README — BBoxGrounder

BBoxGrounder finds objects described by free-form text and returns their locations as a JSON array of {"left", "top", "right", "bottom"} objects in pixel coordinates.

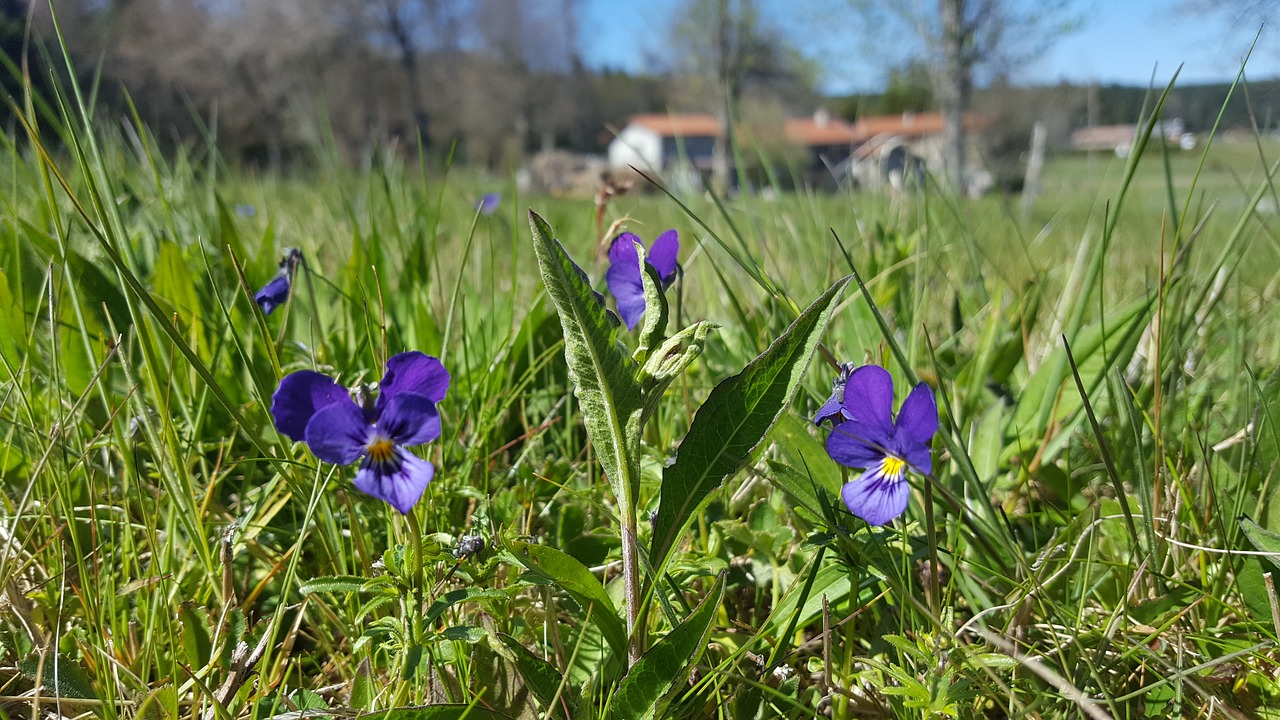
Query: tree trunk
[
  {"left": 938, "top": 0, "right": 968, "bottom": 194},
  {"left": 388, "top": 5, "right": 429, "bottom": 146},
  {"left": 399, "top": 52, "right": 430, "bottom": 146},
  {"left": 1020, "top": 121, "right": 1046, "bottom": 219},
  {"left": 712, "top": 0, "right": 733, "bottom": 192}
]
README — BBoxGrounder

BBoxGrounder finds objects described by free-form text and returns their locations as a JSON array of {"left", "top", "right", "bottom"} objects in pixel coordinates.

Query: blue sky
[{"left": 579, "top": 0, "right": 1277, "bottom": 93}]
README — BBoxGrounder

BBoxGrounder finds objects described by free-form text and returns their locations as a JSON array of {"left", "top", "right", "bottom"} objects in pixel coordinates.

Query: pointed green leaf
[
  {"left": 1240, "top": 516, "right": 1280, "bottom": 572},
  {"left": 350, "top": 658, "right": 375, "bottom": 712},
  {"left": 764, "top": 460, "right": 835, "bottom": 519},
  {"left": 636, "top": 248, "right": 669, "bottom": 358},
  {"left": 423, "top": 588, "right": 508, "bottom": 625},
  {"left": 1254, "top": 370, "right": 1280, "bottom": 533},
  {"left": 299, "top": 576, "right": 376, "bottom": 596},
  {"left": 510, "top": 540, "right": 628, "bottom": 660},
  {"left": 18, "top": 654, "right": 98, "bottom": 700},
  {"left": 153, "top": 243, "right": 201, "bottom": 322},
  {"left": 0, "top": 270, "right": 26, "bottom": 366},
  {"left": 137, "top": 684, "right": 178, "bottom": 720},
  {"left": 768, "top": 414, "right": 843, "bottom": 517},
  {"left": 611, "top": 573, "right": 725, "bottom": 720},
  {"left": 499, "top": 635, "right": 576, "bottom": 718},
  {"left": 650, "top": 277, "right": 850, "bottom": 574},
  {"left": 529, "top": 211, "right": 643, "bottom": 506}
]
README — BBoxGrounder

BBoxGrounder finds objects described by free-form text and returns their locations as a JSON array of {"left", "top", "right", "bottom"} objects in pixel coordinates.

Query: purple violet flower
[
  {"left": 814, "top": 362, "right": 857, "bottom": 425},
  {"left": 475, "top": 193, "right": 501, "bottom": 216},
  {"left": 271, "top": 351, "right": 450, "bottom": 514},
  {"left": 606, "top": 230, "right": 680, "bottom": 330},
  {"left": 824, "top": 365, "right": 937, "bottom": 526},
  {"left": 254, "top": 249, "right": 303, "bottom": 315}
]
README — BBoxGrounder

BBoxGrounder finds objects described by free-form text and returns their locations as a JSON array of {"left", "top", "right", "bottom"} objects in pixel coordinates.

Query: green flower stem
[
  {"left": 622, "top": 497, "right": 641, "bottom": 666},
  {"left": 406, "top": 507, "right": 426, "bottom": 636}
]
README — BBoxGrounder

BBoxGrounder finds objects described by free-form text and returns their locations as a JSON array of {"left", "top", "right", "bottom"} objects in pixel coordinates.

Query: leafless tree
[
  {"left": 812, "top": 0, "right": 1077, "bottom": 194},
  {"left": 668, "top": 0, "right": 817, "bottom": 187},
  {"left": 356, "top": 0, "right": 471, "bottom": 145}
]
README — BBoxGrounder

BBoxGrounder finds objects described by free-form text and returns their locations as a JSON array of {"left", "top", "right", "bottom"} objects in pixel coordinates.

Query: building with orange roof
[
  {"left": 840, "top": 112, "right": 991, "bottom": 195},
  {"left": 783, "top": 109, "right": 858, "bottom": 186},
  {"left": 607, "top": 113, "right": 722, "bottom": 180}
]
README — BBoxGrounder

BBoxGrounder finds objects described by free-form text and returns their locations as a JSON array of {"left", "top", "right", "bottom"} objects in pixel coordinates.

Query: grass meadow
[{"left": 5, "top": 49, "right": 1280, "bottom": 720}]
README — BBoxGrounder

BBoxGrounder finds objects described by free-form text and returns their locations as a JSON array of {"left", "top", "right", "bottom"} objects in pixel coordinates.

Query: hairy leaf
[
  {"left": 299, "top": 576, "right": 381, "bottom": 596},
  {"left": 529, "top": 211, "right": 643, "bottom": 506},
  {"left": 636, "top": 248, "right": 669, "bottom": 358},
  {"left": 639, "top": 320, "right": 717, "bottom": 423}
]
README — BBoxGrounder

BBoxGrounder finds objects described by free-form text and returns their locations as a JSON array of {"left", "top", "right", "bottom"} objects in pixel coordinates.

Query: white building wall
[{"left": 608, "top": 125, "right": 663, "bottom": 171}]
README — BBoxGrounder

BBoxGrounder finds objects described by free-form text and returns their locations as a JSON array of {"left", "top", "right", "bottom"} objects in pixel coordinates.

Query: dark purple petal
[
  {"left": 813, "top": 394, "right": 848, "bottom": 425},
  {"left": 840, "top": 365, "right": 895, "bottom": 439},
  {"left": 476, "top": 193, "right": 501, "bottom": 216},
  {"left": 254, "top": 273, "right": 292, "bottom": 315},
  {"left": 354, "top": 450, "right": 435, "bottom": 514},
  {"left": 825, "top": 420, "right": 891, "bottom": 469},
  {"left": 648, "top": 229, "right": 680, "bottom": 286},
  {"left": 272, "top": 371, "right": 355, "bottom": 442},
  {"left": 377, "top": 352, "right": 450, "bottom": 412},
  {"left": 814, "top": 363, "right": 856, "bottom": 425},
  {"left": 896, "top": 382, "right": 938, "bottom": 445},
  {"left": 841, "top": 470, "right": 910, "bottom": 526},
  {"left": 377, "top": 391, "right": 441, "bottom": 447},
  {"left": 902, "top": 442, "right": 932, "bottom": 477},
  {"left": 606, "top": 233, "right": 646, "bottom": 330},
  {"left": 303, "top": 401, "right": 370, "bottom": 465}
]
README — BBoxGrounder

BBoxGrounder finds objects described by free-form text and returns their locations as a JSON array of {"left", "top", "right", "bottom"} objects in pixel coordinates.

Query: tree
[
  {"left": 877, "top": 61, "right": 934, "bottom": 115},
  {"left": 668, "top": 0, "right": 817, "bottom": 188},
  {"left": 350, "top": 0, "right": 470, "bottom": 147},
  {"left": 815, "top": 0, "right": 1077, "bottom": 194}
]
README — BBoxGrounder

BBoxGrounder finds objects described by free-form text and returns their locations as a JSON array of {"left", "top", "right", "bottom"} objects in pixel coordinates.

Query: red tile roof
[
  {"left": 627, "top": 113, "right": 722, "bottom": 137},
  {"left": 784, "top": 116, "right": 857, "bottom": 146},
  {"left": 848, "top": 113, "right": 985, "bottom": 142},
  {"left": 1070, "top": 125, "right": 1135, "bottom": 150}
]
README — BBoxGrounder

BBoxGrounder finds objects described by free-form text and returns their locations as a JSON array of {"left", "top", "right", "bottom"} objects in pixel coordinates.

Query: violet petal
[
  {"left": 272, "top": 371, "right": 355, "bottom": 443},
  {"left": 254, "top": 273, "right": 291, "bottom": 315},
  {"left": 377, "top": 351, "right": 451, "bottom": 411},
  {"left": 825, "top": 419, "right": 892, "bottom": 470},
  {"left": 647, "top": 229, "right": 680, "bottom": 285},
  {"left": 903, "top": 441, "right": 933, "bottom": 477},
  {"left": 476, "top": 193, "right": 501, "bottom": 215},
  {"left": 841, "top": 469, "right": 910, "bottom": 526},
  {"left": 606, "top": 233, "right": 646, "bottom": 330},
  {"left": 354, "top": 450, "right": 435, "bottom": 514},
  {"left": 813, "top": 394, "right": 847, "bottom": 425},
  {"left": 839, "top": 365, "right": 896, "bottom": 438},
  {"left": 303, "top": 401, "right": 370, "bottom": 465},
  {"left": 896, "top": 382, "right": 938, "bottom": 445},
  {"left": 377, "top": 391, "right": 441, "bottom": 447}
]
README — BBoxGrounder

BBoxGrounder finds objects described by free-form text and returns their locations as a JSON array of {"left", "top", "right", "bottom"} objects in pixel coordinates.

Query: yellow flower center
[
  {"left": 882, "top": 455, "right": 906, "bottom": 480},
  {"left": 366, "top": 436, "right": 396, "bottom": 464}
]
